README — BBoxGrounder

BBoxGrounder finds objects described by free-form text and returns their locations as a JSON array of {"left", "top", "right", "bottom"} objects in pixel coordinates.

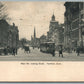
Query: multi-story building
[
  {"left": 0, "top": 19, "right": 19, "bottom": 48},
  {"left": 40, "top": 35, "right": 47, "bottom": 43},
  {"left": 0, "top": 19, "right": 9, "bottom": 47},
  {"left": 48, "top": 14, "right": 59, "bottom": 42},
  {"left": 64, "top": 2, "right": 84, "bottom": 51},
  {"left": 57, "top": 24, "right": 64, "bottom": 46},
  {"left": 8, "top": 23, "right": 19, "bottom": 48},
  {"left": 47, "top": 14, "right": 64, "bottom": 49}
]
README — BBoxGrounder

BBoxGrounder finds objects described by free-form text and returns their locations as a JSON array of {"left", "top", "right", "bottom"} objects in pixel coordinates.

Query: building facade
[
  {"left": 64, "top": 2, "right": 84, "bottom": 51},
  {"left": 47, "top": 14, "right": 59, "bottom": 42},
  {"left": 8, "top": 23, "right": 19, "bottom": 48},
  {"left": 0, "top": 19, "right": 19, "bottom": 48},
  {"left": 47, "top": 14, "right": 64, "bottom": 49},
  {"left": 40, "top": 35, "right": 47, "bottom": 43},
  {"left": 0, "top": 19, "right": 9, "bottom": 47}
]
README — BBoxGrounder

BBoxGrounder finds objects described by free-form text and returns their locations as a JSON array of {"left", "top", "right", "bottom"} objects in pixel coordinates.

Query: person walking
[
  {"left": 29, "top": 47, "right": 30, "bottom": 53},
  {"left": 74, "top": 48, "right": 76, "bottom": 52},
  {"left": 15, "top": 48, "right": 18, "bottom": 55},
  {"left": 13, "top": 48, "right": 16, "bottom": 56},
  {"left": 4, "top": 47, "right": 7, "bottom": 55},
  {"left": 76, "top": 47, "right": 80, "bottom": 56},
  {"left": 52, "top": 49, "right": 55, "bottom": 57},
  {"left": 59, "top": 48, "right": 63, "bottom": 58}
]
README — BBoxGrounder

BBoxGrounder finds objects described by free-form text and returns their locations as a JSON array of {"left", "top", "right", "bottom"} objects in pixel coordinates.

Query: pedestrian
[
  {"left": 38, "top": 46, "right": 39, "bottom": 49},
  {"left": 13, "top": 48, "right": 16, "bottom": 56},
  {"left": 76, "top": 47, "right": 80, "bottom": 56},
  {"left": 52, "top": 49, "right": 55, "bottom": 57},
  {"left": 33, "top": 46, "right": 34, "bottom": 49},
  {"left": 59, "top": 48, "right": 63, "bottom": 58},
  {"left": 4, "top": 48, "right": 7, "bottom": 55},
  {"left": 15, "top": 48, "right": 18, "bottom": 55},
  {"left": 29, "top": 47, "right": 30, "bottom": 53},
  {"left": 74, "top": 49, "right": 75, "bottom": 52},
  {"left": 7, "top": 46, "right": 10, "bottom": 55}
]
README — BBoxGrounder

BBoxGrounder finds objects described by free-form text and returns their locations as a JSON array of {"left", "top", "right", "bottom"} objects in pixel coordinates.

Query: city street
[{"left": 0, "top": 47, "right": 84, "bottom": 61}]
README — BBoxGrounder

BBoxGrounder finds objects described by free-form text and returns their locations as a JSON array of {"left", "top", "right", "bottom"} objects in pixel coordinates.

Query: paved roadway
[{"left": 0, "top": 47, "right": 84, "bottom": 61}]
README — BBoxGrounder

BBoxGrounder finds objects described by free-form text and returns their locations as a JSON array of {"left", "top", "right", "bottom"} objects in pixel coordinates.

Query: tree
[
  {"left": 0, "top": 2, "right": 9, "bottom": 20},
  {"left": 20, "top": 38, "right": 28, "bottom": 47}
]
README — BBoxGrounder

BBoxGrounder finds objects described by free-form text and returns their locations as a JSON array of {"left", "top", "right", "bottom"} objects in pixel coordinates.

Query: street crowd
[
  {"left": 0, "top": 46, "right": 18, "bottom": 56},
  {"left": 57, "top": 46, "right": 81, "bottom": 58},
  {"left": 0, "top": 45, "right": 82, "bottom": 58}
]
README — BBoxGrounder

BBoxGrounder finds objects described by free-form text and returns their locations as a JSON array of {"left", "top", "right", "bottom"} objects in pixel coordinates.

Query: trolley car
[{"left": 40, "top": 42, "right": 55, "bottom": 56}]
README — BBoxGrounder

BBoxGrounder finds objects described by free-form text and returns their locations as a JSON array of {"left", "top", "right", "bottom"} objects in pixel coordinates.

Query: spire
[
  {"left": 51, "top": 12, "right": 55, "bottom": 21},
  {"left": 53, "top": 11, "right": 54, "bottom": 15},
  {"left": 34, "top": 26, "right": 36, "bottom": 39}
]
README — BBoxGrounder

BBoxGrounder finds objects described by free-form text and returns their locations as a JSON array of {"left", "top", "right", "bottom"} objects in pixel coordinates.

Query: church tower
[
  {"left": 51, "top": 13, "right": 55, "bottom": 21},
  {"left": 49, "top": 13, "right": 57, "bottom": 31},
  {"left": 48, "top": 13, "right": 59, "bottom": 42}
]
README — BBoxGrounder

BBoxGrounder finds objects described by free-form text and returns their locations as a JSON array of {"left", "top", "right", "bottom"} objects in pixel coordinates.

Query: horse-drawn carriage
[{"left": 23, "top": 44, "right": 30, "bottom": 53}]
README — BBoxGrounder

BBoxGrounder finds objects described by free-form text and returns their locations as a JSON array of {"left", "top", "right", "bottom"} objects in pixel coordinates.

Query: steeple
[
  {"left": 51, "top": 12, "right": 55, "bottom": 21},
  {"left": 34, "top": 26, "right": 36, "bottom": 39}
]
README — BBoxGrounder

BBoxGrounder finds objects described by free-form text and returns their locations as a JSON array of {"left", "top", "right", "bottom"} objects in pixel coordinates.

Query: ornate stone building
[
  {"left": 47, "top": 14, "right": 64, "bottom": 49},
  {"left": 64, "top": 2, "right": 84, "bottom": 51},
  {"left": 48, "top": 14, "right": 59, "bottom": 42}
]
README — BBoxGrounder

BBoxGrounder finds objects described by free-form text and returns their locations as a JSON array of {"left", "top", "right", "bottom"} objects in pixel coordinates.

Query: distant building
[
  {"left": 64, "top": 2, "right": 84, "bottom": 51},
  {"left": 31, "top": 27, "right": 36, "bottom": 47},
  {"left": 31, "top": 27, "right": 40, "bottom": 47},
  {"left": 40, "top": 35, "right": 47, "bottom": 43}
]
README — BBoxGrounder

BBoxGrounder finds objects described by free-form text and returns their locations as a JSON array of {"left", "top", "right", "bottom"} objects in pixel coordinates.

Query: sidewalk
[{"left": 55, "top": 51, "right": 84, "bottom": 57}]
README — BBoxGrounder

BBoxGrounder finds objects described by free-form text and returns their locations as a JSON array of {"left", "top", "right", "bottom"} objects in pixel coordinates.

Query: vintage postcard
[{"left": 0, "top": 1, "right": 84, "bottom": 82}]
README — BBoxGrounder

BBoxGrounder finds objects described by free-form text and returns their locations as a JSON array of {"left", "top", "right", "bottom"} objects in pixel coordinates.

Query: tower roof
[
  {"left": 51, "top": 13, "right": 55, "bottom": 21},
  {"left": 52, "top": 14, "right": 55, "bottom": 19}
]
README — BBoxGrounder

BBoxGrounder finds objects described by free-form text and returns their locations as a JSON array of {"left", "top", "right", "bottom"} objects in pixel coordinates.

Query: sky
[{"left": 3, "top": 1, "right": 65, "bottom": 40}]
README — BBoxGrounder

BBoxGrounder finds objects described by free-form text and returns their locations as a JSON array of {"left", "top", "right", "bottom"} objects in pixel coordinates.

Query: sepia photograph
[
  {"left": 0, "top": 1, "right": 84, "bottom": 82},
  {"left": 0, "top": 1, "right": 84, "bottom": 61}
]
